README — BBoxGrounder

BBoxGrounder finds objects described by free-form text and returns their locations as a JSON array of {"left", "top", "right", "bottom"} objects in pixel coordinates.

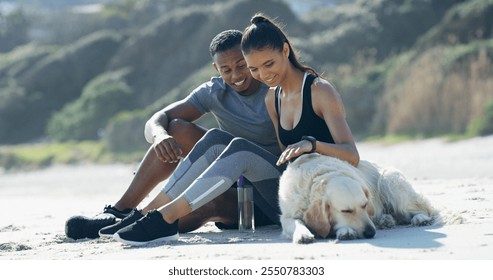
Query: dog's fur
[{"left": 278, "top": 153, "right": 438, "bottom": 244}]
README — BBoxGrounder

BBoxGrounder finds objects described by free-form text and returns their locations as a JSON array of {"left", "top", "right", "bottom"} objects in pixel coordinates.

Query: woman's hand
[
  {"left": 153, "top": 134, "right": 182, "bottom": 163},
  {"left": 276, "top": 140, "right": 313, "bottom": 166}
]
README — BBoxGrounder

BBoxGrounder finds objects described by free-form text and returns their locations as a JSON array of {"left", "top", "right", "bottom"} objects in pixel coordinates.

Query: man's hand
[
  {"left": 276, "top": 140, "right": 312, "bottom": 166},
  {"left": 153, "top": 134, "right": 183, "bottom": 163}
]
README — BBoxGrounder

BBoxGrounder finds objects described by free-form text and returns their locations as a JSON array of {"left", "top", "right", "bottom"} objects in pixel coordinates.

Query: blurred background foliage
[{"left": 1, "top": 0, "right": 492, "bottom": 170}]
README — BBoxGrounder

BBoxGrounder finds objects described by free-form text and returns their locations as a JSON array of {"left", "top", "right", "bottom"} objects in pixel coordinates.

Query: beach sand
[{"left": 1, "top": 137, "right": 492, "bottom": 264}]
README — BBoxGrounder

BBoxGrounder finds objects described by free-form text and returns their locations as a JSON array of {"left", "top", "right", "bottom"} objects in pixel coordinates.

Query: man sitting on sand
[{"left": 65, "top": 29, "right": 281, "bottom": 239}]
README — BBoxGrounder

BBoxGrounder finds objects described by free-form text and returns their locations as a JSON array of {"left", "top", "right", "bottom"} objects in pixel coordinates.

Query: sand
[{"left": 0, "top": 136, "right": 492, "bottom": 277}]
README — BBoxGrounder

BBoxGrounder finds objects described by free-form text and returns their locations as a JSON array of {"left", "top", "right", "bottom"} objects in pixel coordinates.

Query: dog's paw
[
  {"left": 374, "top": 214, "right": 396, "bottom": 229},
  {"left": 411, "top": 213, "right": 432, "bottom": 226},
  {"left": 292, "top": 227, "right": 315, "bottom": 244},
  {"left": 336, "top": 227, "right": 357, "bottom": 240}
]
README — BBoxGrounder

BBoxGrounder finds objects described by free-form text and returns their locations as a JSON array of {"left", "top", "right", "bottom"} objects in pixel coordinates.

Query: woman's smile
[{"left": 265, "top": 76, "right": 274, "bottom": 83}]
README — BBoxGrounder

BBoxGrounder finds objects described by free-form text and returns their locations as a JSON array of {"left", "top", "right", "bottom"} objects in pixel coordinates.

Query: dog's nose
[{"left": 363, "top": 225, "right": 376, "bottom": 238}]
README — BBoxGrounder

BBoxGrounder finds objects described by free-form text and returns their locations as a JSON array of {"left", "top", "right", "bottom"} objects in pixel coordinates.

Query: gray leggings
[{"left": 162, "top": 128, "right": 285, "bottom": 224}]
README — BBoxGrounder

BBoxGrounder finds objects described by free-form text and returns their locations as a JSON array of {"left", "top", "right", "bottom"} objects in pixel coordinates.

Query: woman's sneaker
[
  {"left": 99, "top": 209, "right": 144, "bottom": 238},
  {"left": 113, "top": 210, "right": 179, "bottom": 246}
]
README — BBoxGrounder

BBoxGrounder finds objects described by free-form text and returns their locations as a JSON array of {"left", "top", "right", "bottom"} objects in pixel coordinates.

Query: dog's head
[{"left": 303, "top": 174, "right": 376, "bottom": 240}]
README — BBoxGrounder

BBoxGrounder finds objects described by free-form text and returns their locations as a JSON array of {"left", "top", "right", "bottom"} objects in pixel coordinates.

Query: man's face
[{"left": 213, "top": 45, "right": 260, "bottom": 96}]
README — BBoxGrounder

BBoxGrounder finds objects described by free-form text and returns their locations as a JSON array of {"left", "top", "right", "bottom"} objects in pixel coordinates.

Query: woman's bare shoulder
[{"left": 312, "top": 77, "right": 341, "bottom": 101}]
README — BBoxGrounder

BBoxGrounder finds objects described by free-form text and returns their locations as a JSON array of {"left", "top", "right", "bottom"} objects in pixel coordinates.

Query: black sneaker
[
  {"left": 65, "top": 213, "right": 116, "bottom": 240},
  {"left": 99, "top": 209, "right": 144, "bottom": 238},
  {"left": 103, "top": 205, "right": 133, "bottom": 219},
  {"left": 215, "top": 222, "right": 238, "bottom": 230},
  {"left": 113, "top": 210, "right": 179, "bottom": 246}
]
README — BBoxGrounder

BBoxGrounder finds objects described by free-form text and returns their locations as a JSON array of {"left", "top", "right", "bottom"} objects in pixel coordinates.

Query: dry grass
[{"left": 379, "top": 44, "right": 493, "bottom": 136}]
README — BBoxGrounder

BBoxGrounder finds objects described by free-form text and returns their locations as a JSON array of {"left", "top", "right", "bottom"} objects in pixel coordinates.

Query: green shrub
[
  {"left": 0, "top": 83, "right": 29, "bottom": 143},
  {"left": 47, "top": 69, "right": 135, "bottom": 141},
  {"left": 104, "top": 110, "right": 151, "bottom": 152},
  {"left": 468, "top": 99, "right": 493, "bottom": 136}
]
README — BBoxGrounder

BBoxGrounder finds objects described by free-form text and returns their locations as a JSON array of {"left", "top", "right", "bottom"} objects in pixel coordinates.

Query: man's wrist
[{"left": 153, "top": 131, "right": 168, "bottom": 143}]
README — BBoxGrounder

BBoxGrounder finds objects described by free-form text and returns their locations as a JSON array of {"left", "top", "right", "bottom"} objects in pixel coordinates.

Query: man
[{"left": 66, "top": 30, "right": 280, "bottom": 239}]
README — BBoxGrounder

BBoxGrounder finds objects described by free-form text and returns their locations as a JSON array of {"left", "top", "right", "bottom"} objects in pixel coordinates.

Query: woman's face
[
  {"left": 243, "top": 43, "right": 289, "bottom": 87},
  {"left": 213, "top": 45, "right": 260, "bottom": 96}
]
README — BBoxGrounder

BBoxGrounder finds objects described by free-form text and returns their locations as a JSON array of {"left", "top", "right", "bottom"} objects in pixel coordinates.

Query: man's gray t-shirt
[{"left": 185, "top": 77, "right": 280, "bottom": 155}]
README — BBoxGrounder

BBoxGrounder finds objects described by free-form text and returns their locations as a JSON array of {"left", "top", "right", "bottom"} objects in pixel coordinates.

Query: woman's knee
[
  {"left": 228, "top": 137, "right": 254, "bottom": 150},
  {"left": 201, "top": 128, "right": 234, "bottom": 143},
  {"left": 216, "top": 137, "right": 257, "bottom": 159}
]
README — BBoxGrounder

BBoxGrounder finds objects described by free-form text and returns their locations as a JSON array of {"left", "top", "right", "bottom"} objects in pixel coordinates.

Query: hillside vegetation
[{"left": 1, "top": 0, "right": 492, "bottom": 169}]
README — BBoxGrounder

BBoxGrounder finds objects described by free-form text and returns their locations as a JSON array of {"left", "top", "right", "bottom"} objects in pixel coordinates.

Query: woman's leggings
[{"left": 162, "top": 128, "right": 285, "bottom": 224}]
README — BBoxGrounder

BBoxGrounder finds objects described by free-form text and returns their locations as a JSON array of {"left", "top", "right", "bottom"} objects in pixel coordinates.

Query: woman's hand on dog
[{"left": 277, "top": 140, "right": 313, "bottom": 166}]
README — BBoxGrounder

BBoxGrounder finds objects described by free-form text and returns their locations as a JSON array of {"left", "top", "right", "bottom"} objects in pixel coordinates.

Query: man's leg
[
  {"left": 113, "top": 138, "right": 282, "bottom": 245},
  {"left": 147, "top": 136, "right": 279, "bottom": 231},
  {"left": 69, "top": 124, "right": 204, "bottom": 241},
  {"left": 177, "top": 187, "right": 238, "bottom": 233},
  {"left": 139, "top": 129, "right": 239, "bottom": 232},
  {"left": 112, "top": 119, "right": 206, "bottom": 211},
  {"left": 69, "top": 122, "right": 231, "bottom": 240}
]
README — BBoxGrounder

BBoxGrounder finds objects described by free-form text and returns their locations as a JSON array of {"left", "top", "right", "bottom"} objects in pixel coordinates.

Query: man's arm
[
  {"left": 144, "top": 100, "right": 202, "bottom": 143},
  {"left": 144, "top": 99, "right": 203, "bottom": 163}
]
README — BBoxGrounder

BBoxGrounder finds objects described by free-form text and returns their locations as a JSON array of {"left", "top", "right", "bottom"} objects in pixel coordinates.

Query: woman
[
  {"left": 241, "top": 13, "right": 359, "bottom": 167},
  {"left": 113, "top": 14, "right": 359, "bottom": 246}
]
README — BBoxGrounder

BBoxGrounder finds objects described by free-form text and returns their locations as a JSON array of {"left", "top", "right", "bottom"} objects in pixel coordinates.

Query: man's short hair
[{"left": 209, "top": 30, "right": 243, "bottom": 57}]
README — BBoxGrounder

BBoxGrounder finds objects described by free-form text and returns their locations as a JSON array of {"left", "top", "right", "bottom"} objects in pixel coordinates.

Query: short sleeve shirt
[{"left": 185, "top": 77, "right": 280, "bottom": 155}]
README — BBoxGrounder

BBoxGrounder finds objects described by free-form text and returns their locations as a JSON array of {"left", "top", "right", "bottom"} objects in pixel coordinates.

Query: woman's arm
[
  {"left": 313, "top": 78, "right": 359, "bottom": 166},
  {"left": 276, "top": 78, "right": 359, "bottom": 166}
]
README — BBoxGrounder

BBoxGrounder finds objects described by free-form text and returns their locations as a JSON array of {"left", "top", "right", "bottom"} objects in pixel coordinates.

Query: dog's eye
[
  {"left": 362, "top": 203, "right": 367, "bottom": 209},
  {"left": 341, "top": 209, "right": 353, "bottom": 214}
]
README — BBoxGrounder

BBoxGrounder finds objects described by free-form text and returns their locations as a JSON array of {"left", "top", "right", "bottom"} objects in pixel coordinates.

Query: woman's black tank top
[{"left": 274, "top": 73, "right": 335, "bottom": 147}]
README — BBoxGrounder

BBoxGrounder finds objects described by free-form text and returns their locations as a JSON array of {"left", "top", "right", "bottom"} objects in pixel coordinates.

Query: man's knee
[
  {"left": 168, "top": 119, "right": 206, "bottom": 140},
  {"left": 168, "top": 119, "right": 206, "bottom": 154},
  {"left": 168, "top": 119, "right": 196, "bottom": 136}
]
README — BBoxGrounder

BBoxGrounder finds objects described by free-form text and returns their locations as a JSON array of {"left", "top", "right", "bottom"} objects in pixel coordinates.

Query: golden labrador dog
[{"left": 278, "top": 153, "right": 438, "bottom": 244}]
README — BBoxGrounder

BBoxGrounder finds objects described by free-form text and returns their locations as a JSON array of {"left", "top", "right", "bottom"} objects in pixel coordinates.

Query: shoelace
[
  {"left": 104, "top": 205, "right": 132, "bottom": 214},
  {"left": 131, "top": 212, "right": 159, "bottom": 235},
  {"left": 134, "top": 212, "right": 154, "bottom": 226},
  {"left": 121, "top": 209, "right": 140, "bottom": 222}
]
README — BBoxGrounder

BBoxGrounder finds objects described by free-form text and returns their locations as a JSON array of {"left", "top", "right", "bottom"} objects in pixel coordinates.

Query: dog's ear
[
  {"left": 304, "top": 198, "right": 331, "bottom": 238},
  {"left": 363, "top": 187, "right": 375, "bottom": 216}
]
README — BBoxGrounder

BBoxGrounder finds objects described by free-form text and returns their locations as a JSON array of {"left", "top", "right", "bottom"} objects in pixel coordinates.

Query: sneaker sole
[
  {"left": 113, "top": 232, "right": 179, "bottom": 246},
  {"left": 99, "top": 232, "right": 114, "bottom": 238}
]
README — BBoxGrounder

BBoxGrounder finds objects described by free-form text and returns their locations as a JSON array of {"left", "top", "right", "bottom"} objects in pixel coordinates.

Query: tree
[{"left": 0, "top": 7, "right": 30, "bottom": 53}]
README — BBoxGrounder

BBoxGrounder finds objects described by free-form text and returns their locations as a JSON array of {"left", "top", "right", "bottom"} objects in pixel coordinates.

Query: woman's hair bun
[{"left": 251, "top": 14, "right": 268, "bottom": 25}]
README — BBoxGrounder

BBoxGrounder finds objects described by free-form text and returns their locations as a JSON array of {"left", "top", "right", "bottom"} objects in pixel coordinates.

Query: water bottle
[{"left": 237, "top": 175, "right": 255, "bottom": 232}]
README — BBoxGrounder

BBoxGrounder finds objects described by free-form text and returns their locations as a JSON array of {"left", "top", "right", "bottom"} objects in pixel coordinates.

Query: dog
[{"left": 278, "top": 153, "right": 438, "bottom": 244}]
